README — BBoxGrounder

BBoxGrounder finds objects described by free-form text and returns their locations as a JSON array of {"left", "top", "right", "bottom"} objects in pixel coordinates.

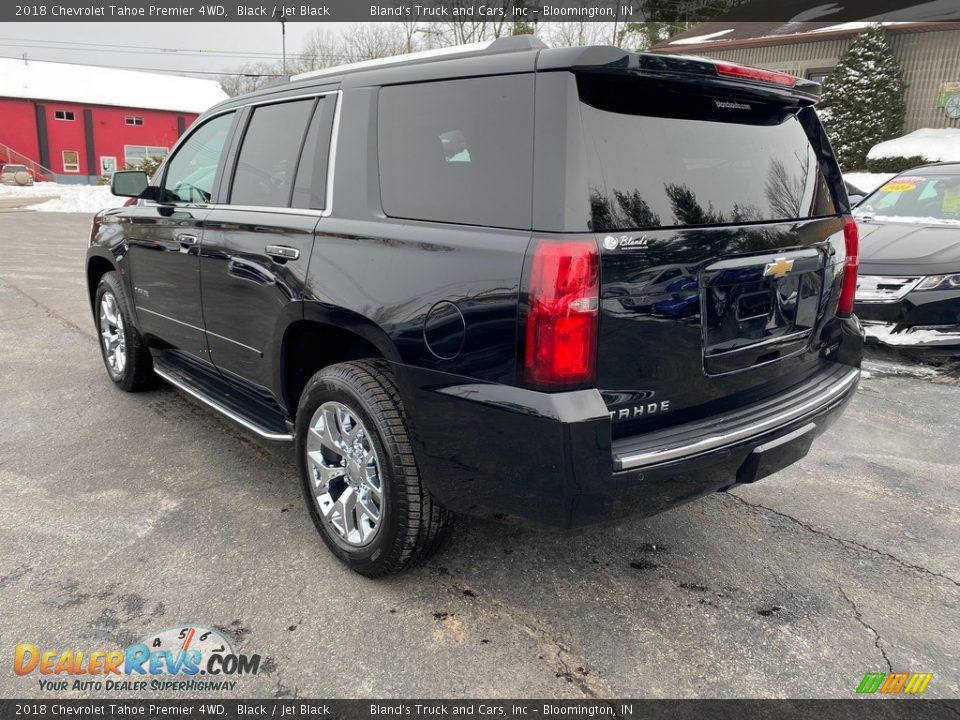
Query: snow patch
[
  {"left": 0, "top": 182, "right": 125, "bottom": 214},
  {"left": 864, "top": 323, "right": 960, "bottom": 347},
  {"left": 669, "top": 29, "right": 734, "bottom": 45},
  {"left": 0, "top": 58, "right": 227, "bottom": 114},
  {"left": 805, "top": 21, "right": 913, "bottom": 33},
  {"left": 862, "top": 357, "right": 943, "bottom": 379},
  {"left": 867, "top": 129, "right": 960, "bottom": 163},
  {"left": 844, "top": 172, "right": 896, "bottom": 194}
]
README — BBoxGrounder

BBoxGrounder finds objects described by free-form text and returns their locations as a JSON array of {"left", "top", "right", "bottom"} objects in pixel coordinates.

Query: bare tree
[
  {"left": 341, "top": 24, "right": 410, "bottom": 60},
  {"left": 540, "top": 22, "right": 616, "bottom": 47},
  {"left": 217, "top": 61, "right": 284, "bottom": 96}
]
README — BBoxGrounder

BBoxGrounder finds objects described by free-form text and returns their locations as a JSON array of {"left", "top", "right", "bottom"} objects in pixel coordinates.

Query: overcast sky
[{"left": 2, "top": 23, "right": 348, "bottom": 77}]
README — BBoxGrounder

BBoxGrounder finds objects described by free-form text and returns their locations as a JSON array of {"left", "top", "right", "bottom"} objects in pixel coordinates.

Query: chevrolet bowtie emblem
[{"left": 763, "top": 257, "right": 795, "bottom": 279}]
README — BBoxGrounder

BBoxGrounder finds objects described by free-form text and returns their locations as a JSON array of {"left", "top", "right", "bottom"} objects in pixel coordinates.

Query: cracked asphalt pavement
[{"left": 0, "top": 212, "right": 958, "bottom": 699}]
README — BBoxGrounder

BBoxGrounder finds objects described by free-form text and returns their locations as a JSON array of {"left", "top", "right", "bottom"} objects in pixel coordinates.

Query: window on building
[
  {"left": 806, "top": 68, "right": 832, "bottom": 85},
  {"left": 230, "top": 99, "right": 316, "bottom": 208},
  {"left": 125, "top": 116, "right": 144, "bottom": 126},
  {"left": 160, "top": 111, "right": 235, "bottom": 204},
  {"left": 124, "top": 145, "right": 170, "bottom": 167},
  {"left": 62, "top": 151, "right": 80, "bottom": 173},
  {"left": 378, "top": 75, "right": 535, "bottom": 229},
  {"left": 54, "top": 110, "right": 75, "bottom": 121}
]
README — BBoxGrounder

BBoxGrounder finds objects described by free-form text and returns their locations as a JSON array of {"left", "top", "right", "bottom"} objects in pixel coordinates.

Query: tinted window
[
  {"left": 231, "top": 99, "right": 315, "bottom": 208},
  {"left": 378, "top": 75, "right": 535, "bottom": 229},
  {"left": 162, "top": 112, "right": 234, "bottom": 204},
  {"left": 579, "top": 75, "right": 837, "bottom": 231},
  {"left": 291, "top": 96, "right": 335, "bottom": 210}
]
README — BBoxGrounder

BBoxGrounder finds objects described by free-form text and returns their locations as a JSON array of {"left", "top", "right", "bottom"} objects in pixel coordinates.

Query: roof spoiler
[{"left": 538, "top": 46, "right": 821, "bottom": 101}]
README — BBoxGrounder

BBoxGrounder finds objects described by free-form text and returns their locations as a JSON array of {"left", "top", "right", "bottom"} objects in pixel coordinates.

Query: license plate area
[{"left": 701, "top": 249, "right": 824, "bottom": 376}]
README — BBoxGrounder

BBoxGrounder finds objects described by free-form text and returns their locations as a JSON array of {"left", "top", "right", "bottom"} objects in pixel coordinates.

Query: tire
[
  {"left": 296, "top": 359, "right": 453, "bottom": 576},
  {"left": 94, "top": 272, "right": 155, "bottom": 392}
]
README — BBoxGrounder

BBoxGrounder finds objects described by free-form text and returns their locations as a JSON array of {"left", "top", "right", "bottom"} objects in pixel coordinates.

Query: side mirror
[
  {"left": 848, "top": 193, "right": 865, "bottom": 208},
  {"left": 111, "top": 170, "right": 150, "bottom": 198}
]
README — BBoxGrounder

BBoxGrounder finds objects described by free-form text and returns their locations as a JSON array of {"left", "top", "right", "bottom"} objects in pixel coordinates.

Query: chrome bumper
[{"left": 612, "top": 365, "right": 860, "bottom": 471}]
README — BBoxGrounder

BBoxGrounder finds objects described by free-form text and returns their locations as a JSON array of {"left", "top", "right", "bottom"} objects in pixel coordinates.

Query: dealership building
[
  {"left": 653, "top": 21, "right": 960, "bottom": 134},
  {"left": 0, "top": 57, "right": 228, "bottom": 183}
]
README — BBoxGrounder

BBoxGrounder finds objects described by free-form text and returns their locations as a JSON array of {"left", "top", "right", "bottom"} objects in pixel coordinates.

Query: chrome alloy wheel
[
  {"left": 305, "top": 401, "right": 383, "bottom": 547},
  {"left": 99, "top": 292, "right": 127, "bottom": 375}
]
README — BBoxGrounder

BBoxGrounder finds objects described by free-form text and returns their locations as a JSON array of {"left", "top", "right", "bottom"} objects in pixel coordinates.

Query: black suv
[{"left": 88, "top": 37, "right": 863, "bottom": 576}]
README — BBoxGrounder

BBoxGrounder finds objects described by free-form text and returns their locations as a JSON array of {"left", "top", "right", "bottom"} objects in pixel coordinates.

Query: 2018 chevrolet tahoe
[{"left": 87, "top": 37, "right": 864, "bottom": 576}]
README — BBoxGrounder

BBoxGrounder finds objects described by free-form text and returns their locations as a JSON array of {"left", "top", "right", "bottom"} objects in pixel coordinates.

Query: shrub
[{"left": 863, "top": 155, "right": 930, "bottom": 173}]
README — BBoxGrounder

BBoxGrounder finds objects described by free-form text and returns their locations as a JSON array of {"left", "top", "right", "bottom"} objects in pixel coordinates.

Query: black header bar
[
  {"left": 1, "top": 699, "right": 959, "bottom": 720},
  {"left": 4, "top": 0, "right": 960, "bottom": 23}
]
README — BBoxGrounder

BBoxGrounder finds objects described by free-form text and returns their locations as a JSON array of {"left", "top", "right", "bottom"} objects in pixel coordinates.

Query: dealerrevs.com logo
[{"left": 14, "top": 625, "right": 261, "bottom": 693}]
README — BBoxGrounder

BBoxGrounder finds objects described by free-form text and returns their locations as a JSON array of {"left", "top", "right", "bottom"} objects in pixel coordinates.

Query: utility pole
[{"left": 274, "top": 8, "right": 287, "bottom": 75}]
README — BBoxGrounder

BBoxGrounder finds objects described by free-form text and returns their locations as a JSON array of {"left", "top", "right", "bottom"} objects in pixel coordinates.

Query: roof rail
[{"left": 290, "top": 35, "right": 547, "bottom": 83}]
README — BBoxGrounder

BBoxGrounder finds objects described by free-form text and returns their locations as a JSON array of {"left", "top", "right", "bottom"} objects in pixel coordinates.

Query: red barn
[{"left": 0, "top": 57, "right": 228, "bottom": 183}]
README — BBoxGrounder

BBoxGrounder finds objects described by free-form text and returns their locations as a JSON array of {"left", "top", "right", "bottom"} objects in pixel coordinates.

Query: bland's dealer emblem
[
  {"left": 603, "top": 235, "right": 649, "bottom": 251},
  {"left": 763, "top": 257, "right": 795, "bottom": 279}
]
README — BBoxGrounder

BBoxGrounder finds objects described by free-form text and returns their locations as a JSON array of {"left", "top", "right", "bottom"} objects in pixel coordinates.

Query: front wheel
[
  {"left": 295, "top": 359, "right": 453, "bottom": 576},
  {"left": 94, "top": 272, "right": 155, "bottom": 392}
]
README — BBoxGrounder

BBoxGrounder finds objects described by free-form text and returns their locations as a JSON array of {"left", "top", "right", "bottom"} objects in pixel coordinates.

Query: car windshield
[
  {"left": 4, "top": 165, "right": 26, "bottom": 172},
  {"left": 855, "top": 171, "right": 960, "bottom": 225}
]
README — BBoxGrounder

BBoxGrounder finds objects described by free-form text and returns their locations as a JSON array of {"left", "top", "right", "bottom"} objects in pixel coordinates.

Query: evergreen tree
[{"left": 818, "top": 24, "right": 906, "bottom": 170}]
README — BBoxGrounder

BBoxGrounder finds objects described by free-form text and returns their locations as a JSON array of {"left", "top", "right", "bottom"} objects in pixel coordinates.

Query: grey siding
[{"left": 687, "top": 28, "right": 960, "bottom": 133}]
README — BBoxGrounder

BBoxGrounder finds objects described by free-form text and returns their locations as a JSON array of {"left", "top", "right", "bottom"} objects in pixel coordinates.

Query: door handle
[
  {"left": 265, "top": 245, "right": 300, "bottom": 261},
  {"left": 177, "top": 233, "right": 199, "bottom": 246}
]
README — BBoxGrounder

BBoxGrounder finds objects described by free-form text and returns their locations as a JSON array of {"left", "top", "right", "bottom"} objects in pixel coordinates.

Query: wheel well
[
  {"left": 86, "top": 256, "right": 115, "bottom": 306},
  {"left": 283, "top": 321, "right": 384, "bottom": 415}
]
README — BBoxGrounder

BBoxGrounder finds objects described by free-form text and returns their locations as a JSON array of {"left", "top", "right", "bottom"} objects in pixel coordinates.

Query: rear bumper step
[{"left": 612, "top": 364, "right": 860, "bottom": 471}]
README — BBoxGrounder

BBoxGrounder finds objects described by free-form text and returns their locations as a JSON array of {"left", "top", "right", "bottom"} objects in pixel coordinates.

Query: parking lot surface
[{"left": 0, "top": 212, "right": 958, "bottom": 699}]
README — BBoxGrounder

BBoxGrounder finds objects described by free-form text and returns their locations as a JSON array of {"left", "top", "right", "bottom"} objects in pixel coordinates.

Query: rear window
[
  {"left": 579, "top": 75, "right": 837, "bottom": 231},
  {"left": 378, "top": 74, "right": 535, "bottom": 229}
]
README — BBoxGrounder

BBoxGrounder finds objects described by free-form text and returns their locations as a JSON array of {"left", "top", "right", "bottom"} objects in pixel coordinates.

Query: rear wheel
[
  {"left": 296, "top": 359, "right": 453, "bottom": 576},
  {"left": 94, "top": 272, "right": 155, "bottom": 392}
]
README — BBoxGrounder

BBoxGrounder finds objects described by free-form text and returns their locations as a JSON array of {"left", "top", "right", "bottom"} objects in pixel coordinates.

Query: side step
[{"left": 152, "top": 352, "right": 294, "bottom": 443}]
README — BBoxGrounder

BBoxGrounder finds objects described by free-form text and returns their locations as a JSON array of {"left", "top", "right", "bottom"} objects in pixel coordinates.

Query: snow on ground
[
  {"left": 861, "top": 357, "right": 944, "bottom": 380},
  {"left": 868, "top": 129, "right": 960, "bottom": 163},
  {"left": 0, "top": 182, "right": 125, "bottom": 213},
  {"left": 864, "top": 322, "right": 960, "bottom": 347},
  {"left": 844, "top": 171, "right": 896, "bottom": 194}
]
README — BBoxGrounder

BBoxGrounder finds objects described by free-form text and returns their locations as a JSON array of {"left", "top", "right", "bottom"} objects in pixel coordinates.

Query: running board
[{"left": 153, "top": 356, "right": 294, "bottom": 443}]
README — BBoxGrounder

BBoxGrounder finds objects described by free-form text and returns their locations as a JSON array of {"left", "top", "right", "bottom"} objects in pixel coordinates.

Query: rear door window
[
  {"left": 230, "top": 99, "right": 316, "bottom": 208},
  {"left": 291, "top": 96, "right": 336, "bottom": 210},
  {"left": 378, "top": 74, "right": 535, "bottom": 229},
  {"left": 578, "top": 74, "right": 837, "bottom": 231}
]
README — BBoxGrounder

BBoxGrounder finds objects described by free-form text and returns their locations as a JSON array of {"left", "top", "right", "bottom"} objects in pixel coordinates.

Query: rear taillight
[
  {"left": 715, "top": 61, "right": 797, "bottom": 87},
  {"left": 837, "top": 216, "right": 859, "bottom": 317},
  {"left": 523, "top": 238, "right": 600, "bottom": 389}
]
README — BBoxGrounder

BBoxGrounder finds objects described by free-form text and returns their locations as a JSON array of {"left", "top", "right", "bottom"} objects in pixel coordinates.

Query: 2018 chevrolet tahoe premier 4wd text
[{"left": 87, "top": 37, "right": 863, "bottom": 576}]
